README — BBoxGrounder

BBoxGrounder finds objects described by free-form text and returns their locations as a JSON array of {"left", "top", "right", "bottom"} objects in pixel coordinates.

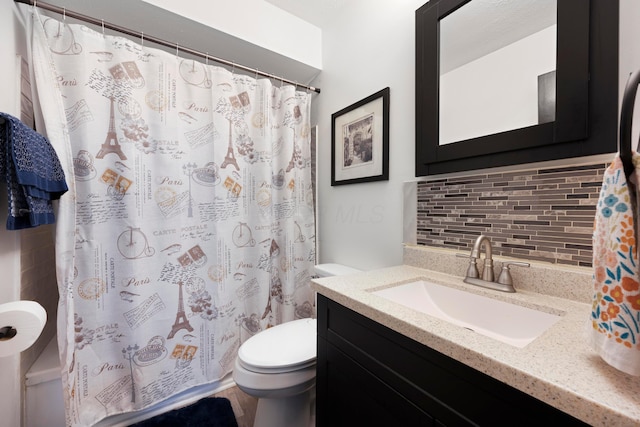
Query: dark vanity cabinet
[
  {"left": 415, "top": 0, "right": 619, "bottom": 176},
  {"left": 316, "top": 295, "right": 588, "bottom": 426}
]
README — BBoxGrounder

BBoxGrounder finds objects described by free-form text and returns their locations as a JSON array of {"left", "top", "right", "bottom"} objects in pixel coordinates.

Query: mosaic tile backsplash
[{"left": 417, "top": 162, "right": 609, "bottom": 267}]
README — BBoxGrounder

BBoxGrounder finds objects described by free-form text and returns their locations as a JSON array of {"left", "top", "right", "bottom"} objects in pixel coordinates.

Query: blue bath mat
[{"left": 129, "top": 397, "right": 239, "bottom": 427}]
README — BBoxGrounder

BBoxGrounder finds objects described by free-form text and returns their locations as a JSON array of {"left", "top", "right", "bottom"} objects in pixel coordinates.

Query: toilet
[{"left": 233, "top": 263, "right": 361, "bottom": 427}]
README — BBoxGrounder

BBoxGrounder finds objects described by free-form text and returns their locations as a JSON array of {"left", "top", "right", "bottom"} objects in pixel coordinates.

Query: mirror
[
  {"left": 439, "top": 0, "right": 557, "bottom": 145},
  {"left": 415, "top": 0, "right": 618, "bottom": 176}
]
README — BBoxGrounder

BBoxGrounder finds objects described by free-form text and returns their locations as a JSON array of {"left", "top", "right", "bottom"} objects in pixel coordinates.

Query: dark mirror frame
[{"left": 416, "top": 0, "right": 619, "bottom": 176}]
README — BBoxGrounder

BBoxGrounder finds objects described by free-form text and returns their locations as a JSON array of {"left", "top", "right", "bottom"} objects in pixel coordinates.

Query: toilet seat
[
  {"left": 233, "top": 356, "right": 316, "bottom": 396},
  {"left": 238, "top": 318, "right": 317, "bottom": 374},
  {"left": 238, "top": 357, "right": 316, "bottom": 374}
]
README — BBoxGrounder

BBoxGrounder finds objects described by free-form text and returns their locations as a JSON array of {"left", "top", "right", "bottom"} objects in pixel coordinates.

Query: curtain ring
[
  {"left": 176, "top": 43, "right": 179, "bottom": 58},
  {"left": 205, "top": 52, "right": 209, "bottom": 66},
  {"left": 141, "top": 31, "right": 144, "bottom": 46},
  {"left": 62, "top": 7, "right": 66, "bottom": 21},
  {"left": 255, "top": 68, "right": 259, "bottom": 80},
  {"left": 231, "top": 61, "right": 235, "bottom": 74},
  {"left": 101, "top": 19, "right": 105, "bottom": 35}
]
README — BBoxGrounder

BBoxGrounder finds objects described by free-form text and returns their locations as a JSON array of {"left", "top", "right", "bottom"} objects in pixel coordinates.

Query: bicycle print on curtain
[{"left": 30, "top": 11, "right": 315, "bottom": 427}]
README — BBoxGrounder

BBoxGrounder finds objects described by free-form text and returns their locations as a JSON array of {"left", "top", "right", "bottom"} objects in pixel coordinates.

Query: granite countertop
[{"left": 311, "top": 263, "right": 640, "bottom": 427}]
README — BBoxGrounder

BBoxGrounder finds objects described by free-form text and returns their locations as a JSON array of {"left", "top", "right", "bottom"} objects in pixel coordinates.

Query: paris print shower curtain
[{"left": 30, "top": 11, "right": 315, "bottom": 427}]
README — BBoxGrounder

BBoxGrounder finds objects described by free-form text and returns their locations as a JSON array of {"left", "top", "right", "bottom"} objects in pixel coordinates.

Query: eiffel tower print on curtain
[
  {"left": 168, "top": 281, "right": 194, "bottom": 339},
  {"left": 96, "top": 96, "right": 127, "bottom": 160},
  {"left": 221, "top": 119, "right": 239, "bottom": 171}
]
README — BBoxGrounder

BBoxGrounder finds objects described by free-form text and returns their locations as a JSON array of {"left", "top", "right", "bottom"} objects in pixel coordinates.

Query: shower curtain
[{"left": 30, "top": 11, "right": 316, "bottom": 427}]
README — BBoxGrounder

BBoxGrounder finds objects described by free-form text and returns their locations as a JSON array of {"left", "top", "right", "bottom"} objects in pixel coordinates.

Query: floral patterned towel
[{"left": 590, "top": 154, "right": 640, "bottom": 376}]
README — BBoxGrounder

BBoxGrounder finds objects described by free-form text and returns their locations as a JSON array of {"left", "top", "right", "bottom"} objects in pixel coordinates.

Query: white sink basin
[{"left": 372, "top": 280, "right": 562, "bottom": 348}]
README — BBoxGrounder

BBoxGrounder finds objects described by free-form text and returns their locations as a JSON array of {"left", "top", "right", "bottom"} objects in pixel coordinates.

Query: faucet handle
[
  {"left": 456, "top": 252, "right": 479, "bottom": 279},
  {"left": 497, "top": 261, "right": 530, "bottom": 286}
]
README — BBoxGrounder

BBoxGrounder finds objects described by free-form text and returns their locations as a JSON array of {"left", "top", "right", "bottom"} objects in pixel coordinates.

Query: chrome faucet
[{"left": 457, "top": 235, "right": 529, "bottom": 293}]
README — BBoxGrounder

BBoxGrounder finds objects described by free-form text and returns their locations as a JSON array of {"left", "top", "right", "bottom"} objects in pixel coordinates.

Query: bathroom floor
[{"left": 213, "top": 385, "right": 258, "bottom": 427}]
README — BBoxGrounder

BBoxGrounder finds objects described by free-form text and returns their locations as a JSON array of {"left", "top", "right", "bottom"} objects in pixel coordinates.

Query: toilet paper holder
[{"left": 0, "top": 301, "right": 47, "bottom": 357}]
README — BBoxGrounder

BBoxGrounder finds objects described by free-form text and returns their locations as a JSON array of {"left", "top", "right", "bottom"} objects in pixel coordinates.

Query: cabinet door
[{"left": 317, "top": 339, "right": 435, "bottom": 427}]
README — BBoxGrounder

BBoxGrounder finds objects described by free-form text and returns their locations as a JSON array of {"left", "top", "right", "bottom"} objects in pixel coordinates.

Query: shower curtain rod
[{"left": 14, "top": 0, "right": 321, "bottom": 94}]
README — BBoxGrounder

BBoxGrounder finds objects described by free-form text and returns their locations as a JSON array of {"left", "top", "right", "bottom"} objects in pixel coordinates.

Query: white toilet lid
[{"left": 238, "top": 318, "right": 317, "bottom": 371}]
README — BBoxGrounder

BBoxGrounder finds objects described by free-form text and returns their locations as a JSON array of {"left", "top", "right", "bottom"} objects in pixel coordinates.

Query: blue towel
[{"left": 0, "top": 112, "right": 68, "bottom": 229}]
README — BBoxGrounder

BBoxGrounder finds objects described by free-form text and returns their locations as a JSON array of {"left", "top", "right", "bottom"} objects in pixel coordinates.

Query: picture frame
[{"left": 331, "top": 87, "right": 389, "bottom": 186}]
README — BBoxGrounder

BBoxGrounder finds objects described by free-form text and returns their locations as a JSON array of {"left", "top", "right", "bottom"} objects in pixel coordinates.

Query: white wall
[
  {"left": 143, "top": 0, "right": 322, "bottom": 70},
  {"left": 311, "top": 0, "right": 426, "bottom": 271},
  {"left": 0, "top": 0, "right": 27, "bottom": 425}
]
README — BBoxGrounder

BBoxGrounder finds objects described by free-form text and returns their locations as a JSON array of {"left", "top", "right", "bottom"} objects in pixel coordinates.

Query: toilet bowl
[
  {"left": 233, "top": 263, "right": 361, "bottom": 427},
  {"left": 234, "top": 318, "right": 317, "bottom": 427}
]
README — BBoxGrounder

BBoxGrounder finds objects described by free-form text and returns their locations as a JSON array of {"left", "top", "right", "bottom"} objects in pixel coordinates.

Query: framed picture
[{"left": 331, "top": 87, "right": 389, "bottom": 186}]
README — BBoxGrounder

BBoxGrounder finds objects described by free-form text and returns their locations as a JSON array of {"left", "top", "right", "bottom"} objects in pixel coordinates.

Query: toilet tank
[{"left": 314, "top": 263, "right": 361, "bottom": 277}]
